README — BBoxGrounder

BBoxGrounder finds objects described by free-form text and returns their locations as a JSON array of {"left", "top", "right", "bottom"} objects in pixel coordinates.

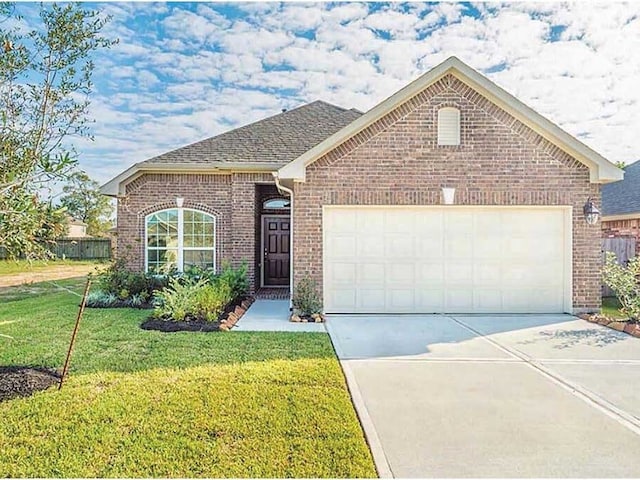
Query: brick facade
[
  {"left": 293, "top": 74, "right": 601, "bottom": 312},
  {"left": 116, "top": 172, "right": 275, "bottom": 293}
]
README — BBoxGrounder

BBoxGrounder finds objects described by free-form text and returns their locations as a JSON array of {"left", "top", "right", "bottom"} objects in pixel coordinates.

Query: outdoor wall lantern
[
  {"left": 176, "top": 197, "right": 184, "bottom": 208},
  {"left": 583, "top": 197, "right": 600, "bottom": 225},
  {"left": 442, "top": 187, "right": 456, "bottom": 205}
]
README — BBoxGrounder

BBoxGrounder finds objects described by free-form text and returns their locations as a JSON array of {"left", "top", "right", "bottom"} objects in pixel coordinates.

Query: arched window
[
  {"left": 263, "top": 198, "right": 290, "bottom": 209},
  {"left": 437, "top": 107, "right": 461, "bottom": 146},
  {"left": 146, "top": 208, "right": 215, "bottom": 272}
]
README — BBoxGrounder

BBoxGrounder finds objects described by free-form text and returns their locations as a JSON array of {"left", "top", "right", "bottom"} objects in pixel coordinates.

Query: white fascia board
[
  {"left": 100, "top": 162, "right": 283, "bottom": 196},
  {"left": 277, "top": 56, "right": 623, "bottom": 184},
  {"left": 602, "top": 213, "right": 640, "bottom": 222}
]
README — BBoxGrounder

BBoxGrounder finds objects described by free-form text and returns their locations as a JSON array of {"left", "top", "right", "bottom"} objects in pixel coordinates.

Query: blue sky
[{"left": 11, "top": 2, "right": 640, "bottom": 186}]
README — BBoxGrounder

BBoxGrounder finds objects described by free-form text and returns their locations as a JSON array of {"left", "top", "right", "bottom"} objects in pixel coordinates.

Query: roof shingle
[
  {"left": 602, "top": 160, "right": 640, "bottom": 216},
  {"left": 141, "top": 100, "right": 362, "bottom": 167}
]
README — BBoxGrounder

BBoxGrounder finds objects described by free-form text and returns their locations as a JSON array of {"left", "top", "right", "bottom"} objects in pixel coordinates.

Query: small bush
[
  {"left": 216, "top": 261, "right": 249, "bottom": 299},
  {"left": 603, "top": 252, "right": 640, "bottom": 321},
  {"left": 193, "top": 282, "right": 233, "bottom": 321},
  {"left": 86, "top": 290, "right": 119, "bottom": 308},
  {"left": 292, "top": 276, "right": 322, "bottom": 316},
  {"left": 153, "top": 277, "right": 206, "bottom": 322},
  {"left": 95, "top": 258, "right": 169, "bottom": 302}
]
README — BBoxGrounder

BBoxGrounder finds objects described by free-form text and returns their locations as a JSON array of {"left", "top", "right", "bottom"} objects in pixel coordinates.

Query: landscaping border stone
[{"left": 580, "top": 314, "right": 640, "bottom": 338}]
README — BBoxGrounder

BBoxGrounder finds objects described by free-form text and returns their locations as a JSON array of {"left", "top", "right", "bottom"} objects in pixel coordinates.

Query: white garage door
[{"left": 323, "top": 206, "right": 570, "bottom": 314}]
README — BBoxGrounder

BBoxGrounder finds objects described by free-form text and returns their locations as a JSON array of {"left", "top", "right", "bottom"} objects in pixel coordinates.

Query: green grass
[
  {"left": 602, "top": 296, "right": 627, "bottom": 319},
  {"left": 0, "top": 281, "right": 376, "bottom": 478},
  {"left": 0, "top": 258, "right": 104, "bottom": 276}
]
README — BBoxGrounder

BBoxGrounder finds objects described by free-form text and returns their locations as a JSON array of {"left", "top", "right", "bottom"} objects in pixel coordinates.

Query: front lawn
[{"left": 0, "top": 281, "right": 376, "bottom": 478}]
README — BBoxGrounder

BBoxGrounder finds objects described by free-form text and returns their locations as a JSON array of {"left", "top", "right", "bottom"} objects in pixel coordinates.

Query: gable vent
[{"left": 437, "top": 107, "right": 460, "bottom": 146}]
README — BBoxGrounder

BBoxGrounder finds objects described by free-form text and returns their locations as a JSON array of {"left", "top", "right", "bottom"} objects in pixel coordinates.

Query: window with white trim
[
  {"left": 437, "top": 107, "right": 461, "bottom": 146},
  {"left": 145, "top": 208, "right": 215, "bottom": 272}
]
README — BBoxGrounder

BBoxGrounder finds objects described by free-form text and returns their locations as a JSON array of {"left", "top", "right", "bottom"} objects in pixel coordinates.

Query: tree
[
  {"left": 60, "top": 171, "right": 114, "bottom": 237},
  {"left": 0, "top": 2, "right": 115, "bottom": 259}
]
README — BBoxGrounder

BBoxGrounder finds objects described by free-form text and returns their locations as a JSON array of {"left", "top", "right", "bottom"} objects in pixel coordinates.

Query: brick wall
[
  {"left": 116, "top": 172, "right": 274, "bottom": 292},
  {"left": 293, "top": 74, "right": 602, "bottom": 312}
]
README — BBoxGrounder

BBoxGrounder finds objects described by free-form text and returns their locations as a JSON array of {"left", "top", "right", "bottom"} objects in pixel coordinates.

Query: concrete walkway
[
  {"left": 327, "top": 314, "right": 640, "bottom": 478},
  {"left": 233, "top": 299, "right": 325, "bottom": 332}
]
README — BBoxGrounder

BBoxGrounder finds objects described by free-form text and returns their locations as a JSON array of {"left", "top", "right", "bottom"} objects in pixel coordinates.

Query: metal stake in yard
[{"left": 58, "top": 278, "right": 91, "bottom": 390}]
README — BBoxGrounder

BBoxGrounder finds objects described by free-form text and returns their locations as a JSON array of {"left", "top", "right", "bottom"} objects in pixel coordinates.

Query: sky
[{"left": 9, "top": 2, "right": 640, "bottom": 186}]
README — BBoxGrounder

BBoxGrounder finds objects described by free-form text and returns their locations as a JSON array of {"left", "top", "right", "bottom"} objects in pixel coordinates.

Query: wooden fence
[
  {"left": 602, "top": 236, "right": 637, "bottom": 297},
  {"left": 0, "top": 238, "right": 112, "bottom": 260}
]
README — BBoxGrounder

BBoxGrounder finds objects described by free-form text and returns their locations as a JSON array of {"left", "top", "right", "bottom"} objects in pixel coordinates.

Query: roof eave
[{"left": 100, "top": 162, "right": 284, "bottom": 197}]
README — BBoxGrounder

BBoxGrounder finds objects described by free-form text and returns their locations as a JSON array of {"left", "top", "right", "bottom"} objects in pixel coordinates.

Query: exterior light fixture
[
  {"left": 176, "top": 197, "right": 184, "bottom": 208},
  {"left": 442, "top": 187, "right": 456, "bottom": 205},
  {"left": 583, "top": 197, "right": 600, "bottom": 225}
]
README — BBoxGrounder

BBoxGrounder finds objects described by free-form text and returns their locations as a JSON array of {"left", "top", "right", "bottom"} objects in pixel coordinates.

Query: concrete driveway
[{"left": 326, "top": 314, "right": 640, "bottom": 478}]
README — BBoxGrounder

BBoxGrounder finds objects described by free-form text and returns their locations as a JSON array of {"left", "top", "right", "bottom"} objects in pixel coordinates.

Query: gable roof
[
  {"left": 276, "top": 56, "right": 623, "bottom": 184},
  {"left": 602, "top": 160, "right": 640, "bottom": 217},
  {"left": 101, "top": 101, "right": 361, "bottom": 196}
]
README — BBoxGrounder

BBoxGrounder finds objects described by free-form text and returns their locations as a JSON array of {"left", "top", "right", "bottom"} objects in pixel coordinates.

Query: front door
[{"left": 262, "top": 216, "right": 290, "bottom": 286}]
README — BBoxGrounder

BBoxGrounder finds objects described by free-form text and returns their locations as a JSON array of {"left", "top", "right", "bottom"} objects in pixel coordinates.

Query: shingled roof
[
  {"left": 141, "top": 100, "right": 362, "bottom": 166},
  {"left": 602, "top": 160, "right": 640, "bottom": 216}
]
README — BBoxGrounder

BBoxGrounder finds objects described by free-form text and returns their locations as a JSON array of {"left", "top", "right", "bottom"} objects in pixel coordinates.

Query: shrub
[
  {"left": 86, "top": 290, "right": 119, "bottom": 308},
  {"left": 292, "top": 276, "right": 322, "bottom": 316},
  {"left": 193, "top": 282, "right": 233, "bottom": 321},
  {"left": 603, "top": 252, "right": 640, "bottom": 321},
  {"left": 216, "top": 262, "right": 249, "bottom": 300},
  {"left": 153, "top": 277, "right": 205, "bottom": 322},
  {"left": 95, "top": 258, "right": 169, "bottom": 301}
]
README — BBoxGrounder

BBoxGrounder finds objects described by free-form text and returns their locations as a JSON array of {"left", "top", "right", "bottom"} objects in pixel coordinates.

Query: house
[
  {"left": 65, "top": 216, "right": 89, "bottom": 238},
  {"left": 101, "top": 56, "right": 623, "bottom": 315},
  {"left": 602, "top": 160, "right": 640, "bottom": 255}
]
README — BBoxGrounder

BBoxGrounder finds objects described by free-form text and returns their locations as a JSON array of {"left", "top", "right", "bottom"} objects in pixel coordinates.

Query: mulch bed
[
  {"left": 140, "top": 296, "right": 254, "bottom": 333},
  {"left": 580, "top": 314, "right": 640, "bottom": 338},
  {"left": 0, "top": 366, "right": 60, "bottom": 403}
]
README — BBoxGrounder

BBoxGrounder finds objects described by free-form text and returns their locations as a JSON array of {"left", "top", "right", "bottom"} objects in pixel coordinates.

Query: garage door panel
[
  {"left": 445, "top": 211, "right": 474, "bottom": 233},
  {"left": 415, "top": 289, "right": 444, "bottom": 312},
  {"left": 386, "top": 211, "right": 415, "bottom": 233},
  {"left": 385, "top": 236, "right": 414, "bottom": 257},
  {"left": 327, "top": 262, "right": 356, "bottom": 284},
  {"left": 324, "top": 207, "right": 568, "bottom": 314},
  {"left": 327, "top": 235, "right": 357, "bottom": 257},
  {"left": 327, "top": 288, "right": 356, "bottom": 311},
  {"left": 356, "top": 210, "right": 384, "bottom": 233},
  {"left": 473, "top": 289, "right": 503, "bottom": 311},
  {"left": 387, "top": 263, "right": 415, "bottom": 285},
  {"left": 387, "top": 289, "right": 415, "bottom": 311},
  {"left": 446, "top": 289, "right": 474, "bottom": 311},
  {"left": 445, "top": 262, "right": 473, "bottom": 285},
  {"left": 416, "top": 237, "right": 444, "bottom": 258},
  {"left": 416, "top": 262, "right": 444, "bottom": 282},
  {"left": 445, "top": 236, "right": 473, "bottom": 258},
  {"left": 357, "top": 263, "right": 385, "bottom": 285},
  {"left": 358, "top": 236, "right": 384, "bottom": 257},
  {"left": 358, "top": 289, "right": 386, "bottom": 310}
]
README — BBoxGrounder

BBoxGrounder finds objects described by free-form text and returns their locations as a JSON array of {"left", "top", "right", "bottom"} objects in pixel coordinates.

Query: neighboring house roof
[
  {"left": 602, "top": 160, "right": 640, "bottom": 218},
  {"left": 277, "top": 56, "right": 623, "bottom": 184},
  {"left": 101, "top": 101, "right": 362, "bottom": 196}
]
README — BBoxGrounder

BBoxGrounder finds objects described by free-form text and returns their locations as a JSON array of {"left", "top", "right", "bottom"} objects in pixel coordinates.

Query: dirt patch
[
  {"left": 0, "top": 265, "right": 100, "bottom": 288},
  {"left": 0, "top": 366, "right": 60, "bottom": 402},
  {"left": 140, "top": 318, "right": 223, "bottom": 332}
]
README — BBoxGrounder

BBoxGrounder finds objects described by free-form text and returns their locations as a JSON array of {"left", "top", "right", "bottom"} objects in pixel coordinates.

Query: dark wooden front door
[{"left": 262, "top": 216, "right": 290, "bottom": 286}]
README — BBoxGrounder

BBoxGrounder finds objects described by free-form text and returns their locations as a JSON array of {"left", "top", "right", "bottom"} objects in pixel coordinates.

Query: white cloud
[{"left": 70, "top": 1, "right": 640, "bottom": 186}]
